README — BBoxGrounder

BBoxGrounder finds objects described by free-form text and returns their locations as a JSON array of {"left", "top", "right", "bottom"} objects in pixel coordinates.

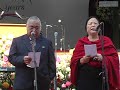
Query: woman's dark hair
[{"left": 85, "top": 16, "right": 100, "bottom": 30}]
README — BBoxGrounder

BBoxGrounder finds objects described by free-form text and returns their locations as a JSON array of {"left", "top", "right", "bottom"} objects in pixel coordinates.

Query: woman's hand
[
  {"left": 93, "top": 54, "right": 103, "bottom": 61},
  {"left": 80, "top": 55, "right": 91, "bottom": 64}
]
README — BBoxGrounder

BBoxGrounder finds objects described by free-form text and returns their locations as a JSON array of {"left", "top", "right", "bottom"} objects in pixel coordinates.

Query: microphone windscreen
[
  {"left": 54, "top": 32, "right": 58, "bottom": 37},
  {"left": 96, "top": 22, "right": 103, "bottom": 31},
  {"left": 31, "top": 31, "right": 35, "bottom": 35}
]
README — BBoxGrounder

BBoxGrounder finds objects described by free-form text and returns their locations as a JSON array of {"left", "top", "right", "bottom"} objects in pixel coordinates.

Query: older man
[{"left": 8, "top": 16, "right": 56, "bottom": 90}]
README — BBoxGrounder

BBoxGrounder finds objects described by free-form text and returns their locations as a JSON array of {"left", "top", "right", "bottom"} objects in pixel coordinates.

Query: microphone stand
[
  {"left": 54, "top": 32, "right": 58, "bottom": 90},
  {"left": 46, "top": 25, "right": 48, "bottom": 38},
  {"left": 45, "top": 24, "right": 52, "bottom": 38},
  {"left": 61, "top": 24, "right": 65, "bottom": 52},
  {"left": 31, "top": 35, "right": 38, "bottom": 90},
  {"left": 99, "top": 23, "right": 109, "bottom": 90}
]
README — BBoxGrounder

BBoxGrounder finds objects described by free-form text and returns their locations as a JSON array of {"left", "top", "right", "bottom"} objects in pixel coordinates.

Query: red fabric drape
[{"left": 70, "top": 36, "right": 119, "bottom": 89}]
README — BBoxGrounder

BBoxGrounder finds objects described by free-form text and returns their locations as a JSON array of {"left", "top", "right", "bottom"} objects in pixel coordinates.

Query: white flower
[
  {"left": 0, "top": 40, "right": 3, "bottom": 46},
  {"left": 4, "top": 50, "right": 9, "bottom": 56},
  {"left": 7, "top": 34, "right": 14, "bottom": 40},
  {"left": 57, "top": 87, "right": 60, "bottom": 90},
  {"left": 57, "top": 71, "right": 64, "bottom": 79},
  {"left": 66, "top": 67, "right": 70, "bottom": 72},
  {"left": 1, "top": 35, "right": 6, "bottom": 41}
]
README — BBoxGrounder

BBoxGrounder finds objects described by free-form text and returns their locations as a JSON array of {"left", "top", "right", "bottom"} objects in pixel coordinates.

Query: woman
[{"left": 70, "top": 16, "right": 119, "bottom": 90}]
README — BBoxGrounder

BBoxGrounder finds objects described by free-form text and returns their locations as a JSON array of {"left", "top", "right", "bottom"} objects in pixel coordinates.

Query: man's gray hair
[{"left": 27, "top": 16, "right": 41, "bottom": 24}]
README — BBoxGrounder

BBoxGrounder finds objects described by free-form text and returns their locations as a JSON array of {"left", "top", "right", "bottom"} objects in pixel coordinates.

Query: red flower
[
  {"left": 65, "top": 81, "right": 72, "bottom": 87},
  {"left": 61, "top": 83, "right": 66, "bottom": 88},
  {"left": 8, "top": 86, "right": 13, "bottom": 90}
]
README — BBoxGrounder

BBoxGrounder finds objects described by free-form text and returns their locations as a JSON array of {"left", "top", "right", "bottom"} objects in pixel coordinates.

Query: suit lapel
[
  {"left": 22, "top": 35, "right": 32, "bottom": 51},
  {"left": 35, "top": 36, "right": 42, "bottom": 51}
]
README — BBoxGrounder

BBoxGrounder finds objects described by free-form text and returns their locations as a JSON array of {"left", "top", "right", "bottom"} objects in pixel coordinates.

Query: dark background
[
  {"left": 0, "top": 0, "right": 119, "bottom": 49},
  {"left": 0, "top": 0, "right": 89, "bottom": 50}
]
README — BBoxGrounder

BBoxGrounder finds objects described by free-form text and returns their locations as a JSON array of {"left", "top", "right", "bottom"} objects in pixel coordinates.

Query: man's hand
[{"left": 24, "top": 56, "right": 32, "bottom": 65}]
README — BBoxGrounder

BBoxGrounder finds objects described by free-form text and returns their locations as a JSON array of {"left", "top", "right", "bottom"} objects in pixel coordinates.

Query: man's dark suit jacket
[{"left": 8, "top": 34, "right": 56, "bottom": 90}]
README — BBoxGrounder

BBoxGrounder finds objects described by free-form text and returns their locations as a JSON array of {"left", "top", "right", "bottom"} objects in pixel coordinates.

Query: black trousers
[
  {"left": 14, "top": 76, "right": 50, "bottom": 90},
  {"left": 77, "top": 64, "right": 102, "bottom": 90},
  {"left": 14, "top": 87, "right": 34, "bottom": 90},
  {"left": 14, "top": 76, "right": 51, "bottom": 90}
]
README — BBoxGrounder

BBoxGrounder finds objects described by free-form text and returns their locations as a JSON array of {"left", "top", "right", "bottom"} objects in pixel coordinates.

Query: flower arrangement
[
  {"left": 0, "top": 72, "right": 15, "bottom": 90},
  {"left": 0, "top": 34, "right": 14, "bottom": 67},
  {"left": 0, "top": 34, "right": 15, "bottom": 90},
  {"left": 50, "top": 49, "right": 75, "bottom": 90}
]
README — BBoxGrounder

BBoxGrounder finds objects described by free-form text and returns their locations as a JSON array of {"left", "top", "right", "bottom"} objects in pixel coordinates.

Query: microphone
[
  {"left": 95, "top": 22, "right": 104, "bottom": 32},
  {"left": 31, "top": 31, "right": 35, "bottom": 36},
  {"left": 30, "top": 31, "right": 36, "bottom": 46},
  {"left": 54, "top": 32, "right": 58, "bottom": 37}
]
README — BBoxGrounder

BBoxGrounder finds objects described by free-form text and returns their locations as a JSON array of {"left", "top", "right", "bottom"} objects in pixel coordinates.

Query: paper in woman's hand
[
  {"left": 84, "top": 44, "right": 97, "bottom": 57},
  {"left": 27, "top": 52, "right": 41, "bottom": 68}
]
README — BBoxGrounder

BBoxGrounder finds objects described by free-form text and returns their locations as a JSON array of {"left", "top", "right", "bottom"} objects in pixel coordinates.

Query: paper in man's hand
[
  {"left": 27, "top": 52, "right": 41, "bottom": 68},
  {"left": 84, "top": 44, "right": 97, "bottom": 57}
]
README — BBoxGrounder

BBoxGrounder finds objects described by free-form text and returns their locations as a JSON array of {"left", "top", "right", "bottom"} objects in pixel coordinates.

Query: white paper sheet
[
  {"left": 27, "top": 52, "right": 41, "bottom": 68},
  {"left": 84, "top": 44, "right": 97, "bottom": 57}
]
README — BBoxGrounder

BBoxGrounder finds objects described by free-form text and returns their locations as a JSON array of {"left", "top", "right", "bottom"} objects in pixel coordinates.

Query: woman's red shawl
[{"left": 70, "top": 36, "right": 119, "bottom": 89}]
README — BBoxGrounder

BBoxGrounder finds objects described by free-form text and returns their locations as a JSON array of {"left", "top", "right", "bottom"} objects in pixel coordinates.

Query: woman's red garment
[{"left": 70, "top": 36, "right": 119, "bottom": 90}]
